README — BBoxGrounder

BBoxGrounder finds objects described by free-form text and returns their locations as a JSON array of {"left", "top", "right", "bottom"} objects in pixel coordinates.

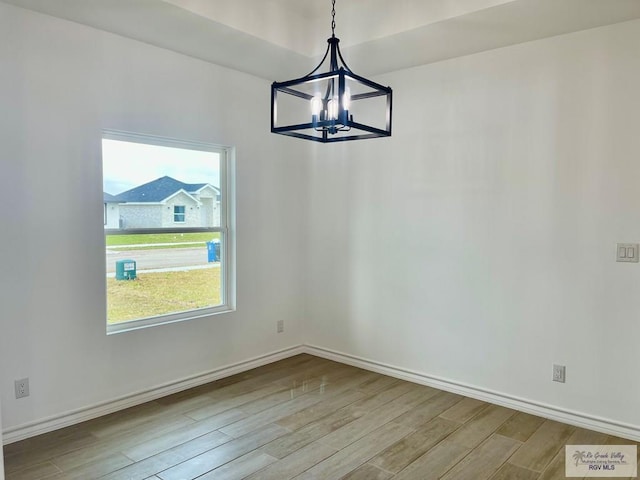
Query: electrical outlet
[
  {"left": 15, "top": 378, "right": 30, "bottom": 399},
  {"left": 552, "top": 365, "right": 566, "bottom": 383},
  {"left": 277, "top": 320, "right": 284, "bottom": 333}
]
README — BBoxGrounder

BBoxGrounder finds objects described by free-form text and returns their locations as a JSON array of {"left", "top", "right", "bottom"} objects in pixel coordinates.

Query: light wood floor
[{"left": 3, "top": 354, "right": 638, "bottom": 480}]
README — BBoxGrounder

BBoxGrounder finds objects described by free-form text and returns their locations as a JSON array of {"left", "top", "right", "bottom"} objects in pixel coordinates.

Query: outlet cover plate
[
  {"left": 15, "top": 378, "right": 30, "bottom": 398},
  {"left": 553, "top": 365, "right": 566, "bottom": 383}
]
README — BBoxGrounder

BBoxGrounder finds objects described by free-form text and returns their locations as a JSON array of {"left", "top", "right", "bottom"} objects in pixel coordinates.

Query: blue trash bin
[{"left": 206, "top": 239, "right": 220, "bottom": 262}]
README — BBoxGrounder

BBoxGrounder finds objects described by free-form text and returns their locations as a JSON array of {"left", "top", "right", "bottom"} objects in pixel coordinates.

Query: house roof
[
  {"left": 114, "top": 176, "right": 219, "bottom": 203},
  {"left": 103, "top": 192, "right": 119, "bottom": 202}
]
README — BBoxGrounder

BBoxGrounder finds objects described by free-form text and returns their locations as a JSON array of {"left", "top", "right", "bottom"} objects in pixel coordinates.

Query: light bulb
[
  {"left": 343, "top": 87, "right": 351, "bottom": 111},
  {"left": 310, "top": 95, "right": 323, "bottom": 116},
  {"left": 327, "top": 96, "right": 339, "bottom": 120}
]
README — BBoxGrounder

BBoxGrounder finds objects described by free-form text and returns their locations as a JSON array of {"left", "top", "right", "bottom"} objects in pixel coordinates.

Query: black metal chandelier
[{"left": 271, "top": 0, "right": 392, "bottom": 143}]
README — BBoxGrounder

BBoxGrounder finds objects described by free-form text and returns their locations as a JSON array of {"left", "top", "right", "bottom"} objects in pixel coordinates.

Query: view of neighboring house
[
  {"left": 104, "top": 176, "right": 220, "bottom": 229},
  {"left": 103, "top": 192, "right": 121, "bottom": 229}
]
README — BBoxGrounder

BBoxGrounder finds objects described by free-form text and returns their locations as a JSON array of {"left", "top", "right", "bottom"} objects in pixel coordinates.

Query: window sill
[{"left": 106, "top": 304, "right": 235, "bottom": 335}]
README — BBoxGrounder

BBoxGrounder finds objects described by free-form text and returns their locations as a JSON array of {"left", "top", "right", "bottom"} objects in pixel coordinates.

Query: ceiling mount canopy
[{"left": 271, "top": 0, "right": 393, "bottom": 143}]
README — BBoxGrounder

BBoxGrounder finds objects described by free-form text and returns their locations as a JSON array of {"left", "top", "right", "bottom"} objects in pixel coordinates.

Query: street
[{"left": 106, "top": 246, "right": 215, "bottom": 273}]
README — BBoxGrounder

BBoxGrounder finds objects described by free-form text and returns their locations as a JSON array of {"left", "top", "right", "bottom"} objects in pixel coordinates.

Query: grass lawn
[
  {"left": 107, "top": 267, "right": 221, "bottom": 323},
  {"left": 106, "top": 232, "right": 220, "bottom": 247}
]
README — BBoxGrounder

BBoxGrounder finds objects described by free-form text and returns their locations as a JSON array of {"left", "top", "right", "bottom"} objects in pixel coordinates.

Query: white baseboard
[
  {"left": 303, "top": 344, "right": 640, "bottom": 442},
  {"left": 5, "top": 343, "right": 639, "bottom": 445},
  {"left": 2, "top": 345, "right": 305, "bottom": 445}
]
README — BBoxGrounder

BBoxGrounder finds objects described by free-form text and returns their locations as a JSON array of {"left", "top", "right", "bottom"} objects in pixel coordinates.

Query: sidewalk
[
  {"left": 106, "top": 263, "right": 219, "bottom": 278},
  {"left": 107, "top": 241, "right": 206, "bottom": 249}
]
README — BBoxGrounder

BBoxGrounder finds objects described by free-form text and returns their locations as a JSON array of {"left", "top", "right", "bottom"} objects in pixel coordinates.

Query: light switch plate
[{"left": 616, "top": 243, "right": 639, "bottom": 263}]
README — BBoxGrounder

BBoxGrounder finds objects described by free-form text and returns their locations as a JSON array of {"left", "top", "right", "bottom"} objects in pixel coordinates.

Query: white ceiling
[
  {"left": 162, "top": 0, "right": 516, "bottom": 56},
  {"left": 3, "top": 0, "right": 640, "bottom": 80}
]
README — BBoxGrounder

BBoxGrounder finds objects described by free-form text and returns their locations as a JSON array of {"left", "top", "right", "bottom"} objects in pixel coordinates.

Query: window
[
  {"left": 173, "top": 205, "right": 185, "bottom": 223},
  {"left": 102, "top": 130, "right": 235, "bottom": 334}
]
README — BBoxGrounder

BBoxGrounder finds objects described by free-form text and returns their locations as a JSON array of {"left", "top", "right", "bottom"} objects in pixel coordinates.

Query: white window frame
[
  {"left": 173, "top": 205, "right": 186, "bottom": 223},
  {"left": 102, "top": 130, "right": 236, "bottom": 335}
]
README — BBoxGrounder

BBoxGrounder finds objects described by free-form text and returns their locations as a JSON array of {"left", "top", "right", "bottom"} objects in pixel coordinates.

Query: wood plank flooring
[{"left": 3, "top": 354, "right": 638, "bottom": 479}]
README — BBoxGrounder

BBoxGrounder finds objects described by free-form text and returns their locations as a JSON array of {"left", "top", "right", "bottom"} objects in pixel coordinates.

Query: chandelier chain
[{"left": 331, "top": 0, "right": 336, "bottom": 37}]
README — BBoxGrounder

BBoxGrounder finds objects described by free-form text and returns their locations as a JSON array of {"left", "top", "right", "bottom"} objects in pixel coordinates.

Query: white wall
[
  {"left": 307, "top": 20, "right": 640, "bottom": 431},
  {"left": 0, "top": 400, "right": 4, "bottom": 479},
  {"left": 0, "top": 3, "right": 308, "bottom": 434},
  {"left": 104, "top": 202, "right": 120, "bottom": 229},
  {"left": 2, "top": 0, "right": 640, "bottom": 449}
]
